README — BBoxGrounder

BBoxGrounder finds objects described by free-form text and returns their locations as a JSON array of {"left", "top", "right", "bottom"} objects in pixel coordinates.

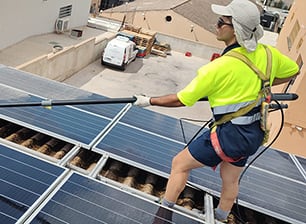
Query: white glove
[{"left": 133, "top": 94, "right": 151, "bottom": 107}]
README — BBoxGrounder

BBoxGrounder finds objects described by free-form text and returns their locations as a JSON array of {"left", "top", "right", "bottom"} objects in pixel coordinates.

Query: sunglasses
[{"left": 217, "top": 17, "right": 233, "bottom": 28}]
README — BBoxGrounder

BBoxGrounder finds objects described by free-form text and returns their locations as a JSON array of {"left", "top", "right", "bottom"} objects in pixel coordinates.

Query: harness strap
[
  {"left": 226, "top": 45, "right": 272, "bottom": 102},
  {"left": 263, "top": 45, "right": 272, "bottom": 83},
  {"left": 211, "top": 45, "right": 272, "bottom": 128},
  {"left": 210, "top": 46, "right": 272, "bottom": 162},
  {"left": 263, "top": 44, "right": 273, "bottom": 102},
  {"left": 226, "top": 51, "right": 268, "bottom": 80},
  {"left": 211, "top": 93, "right": 262, "bottom": 128},
  {"left": 210, "top": 126, "right": 244, "bottom": 162}
]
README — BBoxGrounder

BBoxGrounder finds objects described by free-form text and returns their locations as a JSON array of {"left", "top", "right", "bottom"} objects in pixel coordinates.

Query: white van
[{"left": 101, "top": 36, "right": 138, "bottom": 70}]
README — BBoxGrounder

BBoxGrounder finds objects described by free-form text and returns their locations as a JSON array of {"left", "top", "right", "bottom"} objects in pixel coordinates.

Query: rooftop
[
  {"left": 0, "top": 8, "right": 303, "bottom": 223},
  {"left": 105, "top": 0, "right": 232, "bottom": 36}
]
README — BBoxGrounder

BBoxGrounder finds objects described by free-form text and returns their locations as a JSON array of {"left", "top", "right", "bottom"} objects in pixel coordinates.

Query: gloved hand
[{"left": 133, "top": 94, "right": 151, "bottom": 107}]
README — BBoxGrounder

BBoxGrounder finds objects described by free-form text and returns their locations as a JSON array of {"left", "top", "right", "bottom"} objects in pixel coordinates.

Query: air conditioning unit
[{"left": 55, "top": 17, "right": 70, "bottom": 33}]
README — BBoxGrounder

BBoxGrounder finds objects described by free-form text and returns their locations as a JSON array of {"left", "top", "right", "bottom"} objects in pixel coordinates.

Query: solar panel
[
  {"left": 0, "top": 66, "right": 126, "bottom": 119},
  {"left": 94, "top": 122, "right": 185, "bottom": 174},
  {"left": 251, "top": 148, "right": 306, "bottom": 181},
  {"left": 0, "top": 86, "right": 113, "bottom": 147},
  {"left": 298, "top": 157, "right": 306, "bottom": 170},
  {"left": 121, "top": 107, "right": 205, "bottom": 143},
  {"left": 93, "top": 121, "right": 222, "bottom": 196},
  {"left": 0, "top": 144, "right": 66, "bottom": 224},
  {"left": 28, "top": 172, "right": 204, "bottom": 224},
  {"left": 238, "top": 166, "right": 306, "bottom": 224},
  {"left": 0, "top": 106, "right": 111, "bottom": 147},
  {"left": 1, "top": 64, "right": 306, "bottom": 224}
]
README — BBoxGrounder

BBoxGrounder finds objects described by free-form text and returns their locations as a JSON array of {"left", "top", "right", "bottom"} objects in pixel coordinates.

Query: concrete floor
[{"left": 63, "top": 51, "right": 213, "bottom": 122}]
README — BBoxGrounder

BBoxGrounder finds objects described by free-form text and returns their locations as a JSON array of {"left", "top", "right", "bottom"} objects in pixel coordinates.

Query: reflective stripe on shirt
[
  {"left": 231, "top": 112, "right": 261, "bottom": 125},
  {"left": 212, "top": 100, "right": 262, "bottom": 115}
]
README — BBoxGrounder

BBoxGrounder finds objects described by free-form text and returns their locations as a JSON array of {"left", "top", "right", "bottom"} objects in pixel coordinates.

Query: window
[
  {"left": 287, "top": 20, "right": 300, "bottom": 50},
  {"left": 296, "top": 38, "right": 303, "bottom": 51},
  {"left": 296, "top": 54, "right": 303, "bottom": 70},
  {"left": 59, "top": 5, "right": 72, "bottom": 18},
  {"left": 289, "top": 12, "right": 295, "bottom": 22}
]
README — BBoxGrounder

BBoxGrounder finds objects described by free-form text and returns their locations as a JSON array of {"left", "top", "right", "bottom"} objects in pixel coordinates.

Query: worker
[{"left": 133, "top": 0, "right": 299, "bottom": 222}]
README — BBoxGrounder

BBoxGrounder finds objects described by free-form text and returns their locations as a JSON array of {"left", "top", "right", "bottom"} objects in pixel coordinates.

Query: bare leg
[
  {"left": 218, "top": 161, "right": 243, "bottom": 211},
  {"left": 163, "top": 147, "right": 204, "bottom": 203}
]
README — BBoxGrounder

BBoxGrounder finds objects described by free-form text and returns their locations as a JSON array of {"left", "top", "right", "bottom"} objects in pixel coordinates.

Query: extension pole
[
  {"left": 0, "top": 93, "right": 298, "bottom": 108},
  {"left": 0, "top": 97, "right": 137, "bottom": 108}
]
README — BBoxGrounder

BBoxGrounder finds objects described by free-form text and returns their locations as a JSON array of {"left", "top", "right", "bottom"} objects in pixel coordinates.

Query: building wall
[
  {"left": 272, "top": 0, "right": 306, "bottom": 157},
  {"left": 99, "top": 10, "right": 224, "bottom": 49},
  {"left": 0, "top": 0, "right": 91, "bottom": 50}
]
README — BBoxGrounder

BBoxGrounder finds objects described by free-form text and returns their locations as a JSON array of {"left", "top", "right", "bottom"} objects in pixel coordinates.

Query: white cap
[{"left": 211, "top": 0, "right": 264, "bottom": 52}]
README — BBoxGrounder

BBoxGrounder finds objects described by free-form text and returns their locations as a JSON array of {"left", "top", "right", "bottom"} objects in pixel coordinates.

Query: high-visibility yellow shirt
[{"left": 177, "top": 44, "right": 299, "bottom": 108}]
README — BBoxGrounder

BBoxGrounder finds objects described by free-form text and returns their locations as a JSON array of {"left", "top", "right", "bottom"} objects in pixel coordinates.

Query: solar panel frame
[
  {"left": 93, "top": 122, "right": 186, "bottom": 175},
  {"left": 93, "top": 120, "right": 223, "bottom": 200},
  {"left": 298, "top": 157, "right": 306, "bottom": 170},
  {"left": 0, "top": 85, "right": 120, "bottom": 148},
  {"left": 94, "top": 114, "right": 306, "bottom": 224},
  {"left": 251, "top": 148, "right": 306, "bottom": 182},
  {"left": 1, "top": 65, "right": 306, "bottom": 224},
  {"left": 27, "top": 172, "right": 206, "bottom": 224},
  {"left": 238, "top": 166, "right": 306, "bottom": 224},
  {"left": 0, "top": 106, "right": 111, "bottom": 148},
  {"left": 0, "top": 67, "right": 127, "bottom": 119},
  {"left": 0, "top": 144, "right": 66, "bottom": 224}
]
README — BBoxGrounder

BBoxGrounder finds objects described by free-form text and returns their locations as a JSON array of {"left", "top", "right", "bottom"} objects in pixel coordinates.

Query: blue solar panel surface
[
  {"left": 0, "top": 144, "right": 65, "bottom": 224},
  {"left": 29, "top": 172, "right": 203, "bottom": 224},
  {"left": 0, "top": 88, "right": 112, "bottom": 146},
  {"left": 121, "top": 107, "right": 205, "bottom": 143},
  {"left": 0, "top": 105, "right": 110, "bottom": 146},
  {"left": 252, "top": 148, "right": 306, "bottom": 181},
  {"left": 239, "top": 166, "right": 306, "bottom": 223},
  {"left": 95, "top": 122, "right": 184, "bottom": 174},
  {"left": 0, "top": 66, "right": 126, "bottom": 119}
]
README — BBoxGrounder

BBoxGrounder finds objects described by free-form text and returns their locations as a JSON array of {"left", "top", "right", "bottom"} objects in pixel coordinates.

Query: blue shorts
[{"left": 188, "top": 121, "right": 264, "bottom": 167}]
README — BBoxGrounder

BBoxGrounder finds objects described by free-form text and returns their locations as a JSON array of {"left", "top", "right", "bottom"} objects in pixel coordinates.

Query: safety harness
[{"left": 210, "top": 45, "right": 272, "bottom": 163}]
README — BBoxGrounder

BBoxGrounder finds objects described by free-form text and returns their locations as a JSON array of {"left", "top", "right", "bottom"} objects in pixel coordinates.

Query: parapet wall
[
  {"left": 16, "top": 32, "right": 116, "bottom": 81},
  {"left": 155, "top": 33, "right": 222, "bottom": 58}
]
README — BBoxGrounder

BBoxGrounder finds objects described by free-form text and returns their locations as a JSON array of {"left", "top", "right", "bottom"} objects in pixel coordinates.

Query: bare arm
[
  {"left": 150, "top": 94, "right": 185, "bottom": 107},
  {"left": 272, "top": 71, "right": 300, "bottom": 86}
]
